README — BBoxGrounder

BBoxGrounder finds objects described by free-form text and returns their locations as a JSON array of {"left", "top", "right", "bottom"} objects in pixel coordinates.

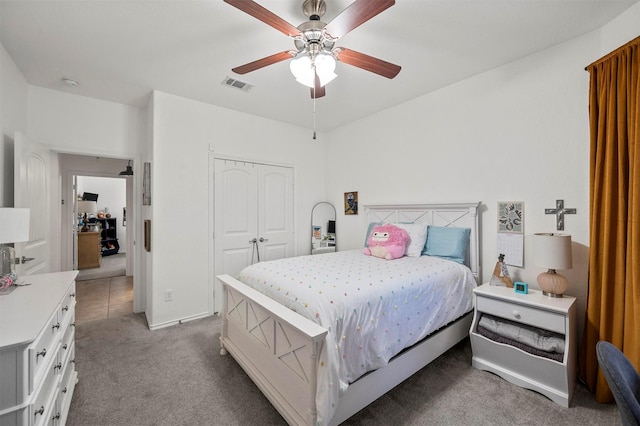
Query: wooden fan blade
[
  {"left": 336, "top": 48, "right": 401, "bottom": 79},
  {"left": 310, "top": 71, "right": 326, "bottom": 98},
  {"left": 224, "top": 0, "right": 300, "bottom": 37},
  {"left": 232, "top": 51, "right": 293, "bottom": 75},
  {"left": 324, "top": 0, "right": 395, "bottom": 39}
]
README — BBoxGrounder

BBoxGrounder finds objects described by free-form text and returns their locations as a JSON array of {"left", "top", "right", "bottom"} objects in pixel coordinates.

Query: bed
[{"left": 217, "top": 202, "right": 481, "bottom": 425}]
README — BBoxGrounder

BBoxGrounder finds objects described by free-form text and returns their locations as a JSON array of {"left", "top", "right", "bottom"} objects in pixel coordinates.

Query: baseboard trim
[{"left": 148, "top": 311, "right": 212, "bottom": 330}]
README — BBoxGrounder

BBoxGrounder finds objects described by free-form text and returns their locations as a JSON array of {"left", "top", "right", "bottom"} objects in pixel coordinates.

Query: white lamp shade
[
  {"left": 290, "top": 54, "right": 315, "bottom": 88},
  {"left": 77, "top": 201, "right": 97, "bottom": 214},
  {"left": 314, "top": 53, "right": 337, "bottom": 86},
  {"left": 0, "top": 208, "right": 30, "bottom": 243},
  {"left": 533, "top": 233, "right": 573, "bottom": 270}
]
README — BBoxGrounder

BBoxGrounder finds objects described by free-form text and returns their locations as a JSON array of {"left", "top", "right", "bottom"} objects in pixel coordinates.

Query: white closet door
[
  {"left": 257, "top": 165, "right": 294, "bottom": 261},
  {"left": 213, "top": 158, "right": 294, "bottom": 312},
  {"left": 214, "top": 159, "right": 259, "bottom": 281}
]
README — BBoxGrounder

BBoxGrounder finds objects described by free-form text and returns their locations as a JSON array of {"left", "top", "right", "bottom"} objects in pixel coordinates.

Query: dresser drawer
[
  {"left": 31, "top": 354, "right": 60, "bottom": 426},
  {"left": 59, "top": 284, "right": 76, "bottom": 325},
  {"left": 59, "top": 343, "right": 76, "bottom": 416},
  {"left": 476, "top": 296, "right": 565, "bottom": 334},
  {"left": 29, "top": 311, "right": 61, "bottom": 393},
  {"left": 60, "top": 320, "right": 75, "bottom": 364}
]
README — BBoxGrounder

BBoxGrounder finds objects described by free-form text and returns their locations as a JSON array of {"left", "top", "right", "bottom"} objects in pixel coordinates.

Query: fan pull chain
[{"left": 313, "top": 94, "right": 317, "bottom": 140}]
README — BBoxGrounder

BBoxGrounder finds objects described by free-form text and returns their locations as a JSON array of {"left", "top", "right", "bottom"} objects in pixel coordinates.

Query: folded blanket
[
  {"left": 478, "top": 313, "right": 565, "bottom": 354},
  {"left": 477, "top": 324, "right": 565, "bottom": 362}
]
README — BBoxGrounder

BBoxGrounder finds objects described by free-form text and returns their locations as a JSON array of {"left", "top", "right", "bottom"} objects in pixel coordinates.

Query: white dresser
[
  {"left": 470, "top": 283, "right": 576, "bottom": 407},
  {"left": 0, "top": 271, "right": 78, "bottom": 426}
]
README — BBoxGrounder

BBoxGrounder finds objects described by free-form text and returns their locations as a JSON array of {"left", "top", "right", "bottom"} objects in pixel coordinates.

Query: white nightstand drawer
[{"left": 476, "top": 296, "right": 565, "bottom": 334}]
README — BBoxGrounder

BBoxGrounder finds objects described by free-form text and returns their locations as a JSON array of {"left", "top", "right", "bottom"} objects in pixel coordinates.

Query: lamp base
[
  {"left": 0, "top": 245, "right": 16, "bottom": 277},
  {"left": 537, "top": 269, "right": 568, "bottom": 298}
]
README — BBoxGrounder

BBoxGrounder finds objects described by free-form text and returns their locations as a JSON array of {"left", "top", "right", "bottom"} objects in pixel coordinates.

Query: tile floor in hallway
[{"left": 75, "top": 275, "right": 133, "bottom": 324}]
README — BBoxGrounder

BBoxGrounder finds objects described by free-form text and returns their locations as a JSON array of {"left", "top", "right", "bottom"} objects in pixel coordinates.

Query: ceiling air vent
[{"left": 221, "top": 76, "right": 253, "bottom": 92}]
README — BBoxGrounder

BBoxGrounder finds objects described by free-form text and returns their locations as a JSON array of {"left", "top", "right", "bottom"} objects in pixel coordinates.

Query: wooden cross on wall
[{"left": 545, "top": 199, "right": 576, "bottom": 231}]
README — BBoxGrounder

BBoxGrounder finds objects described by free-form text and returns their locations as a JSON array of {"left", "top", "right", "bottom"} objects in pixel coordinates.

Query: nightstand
[{"left": 470, "top": 283, "right": 576, "bottom": 407}]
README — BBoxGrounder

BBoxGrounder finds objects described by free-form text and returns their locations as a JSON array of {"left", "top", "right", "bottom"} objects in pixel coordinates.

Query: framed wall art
[
  {"left": 142, "top": 162, "right": 151, "bottom": 206},
  {"left": 344, "top": 191, "right": 358, "bottom": 215},
  {"left": 144, "top": 219, "right": 151, "bottom": 252}
]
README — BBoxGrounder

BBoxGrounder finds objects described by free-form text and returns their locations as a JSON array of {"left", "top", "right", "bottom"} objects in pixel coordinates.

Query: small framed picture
[
  {"left": 144, "top": 219, "right": 151, "bottom": 252},
  {"left": 143, "top": 162, "right": 151, "bottom": 206},
  {"left": 344, "top": 191, "right": 358, "bottom": 215},
  {"left": 312, "top": 226, "right": 322, "bottom": 240},
  {"left": 497, "top": 201, "right": 523, "bottom": 233}
]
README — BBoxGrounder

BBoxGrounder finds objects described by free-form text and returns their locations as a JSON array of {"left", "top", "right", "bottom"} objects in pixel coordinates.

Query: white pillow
[{"left": 392, "top": 222, "right": 428, "bottom": 257}]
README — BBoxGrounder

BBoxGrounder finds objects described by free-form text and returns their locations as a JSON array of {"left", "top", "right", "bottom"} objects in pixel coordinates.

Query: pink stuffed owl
[{"left": 363, "top": 224, "right": 409, "bottom": 260}]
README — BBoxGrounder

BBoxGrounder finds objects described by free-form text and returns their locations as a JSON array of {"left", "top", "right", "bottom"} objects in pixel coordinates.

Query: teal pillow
[
  {"left": 364, "top": 222, "right": 380, "bottom": 247},
  {"left": 423, "top": 226, "right": 471, "bottom": 264}
]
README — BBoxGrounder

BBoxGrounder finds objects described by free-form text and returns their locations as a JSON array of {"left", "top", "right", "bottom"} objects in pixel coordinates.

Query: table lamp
[
  {"left": 0, "top": 208, "right": 31, "bottom": 283},
  {"left": 533, "top": 233, "right": 573, "bottom": 297},
  {"left": 78, "top": 200, "right": 97, "bottom": 232}
]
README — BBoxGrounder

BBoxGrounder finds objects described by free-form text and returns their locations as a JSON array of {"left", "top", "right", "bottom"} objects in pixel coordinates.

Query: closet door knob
[{"left": 259, "top": 237, "right": 269, "bottom": 243}]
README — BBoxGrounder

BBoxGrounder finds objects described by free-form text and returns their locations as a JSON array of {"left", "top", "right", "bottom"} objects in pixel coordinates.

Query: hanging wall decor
[
  {"left": 143, "top": 162, "right": 151, "bottom": 206},
  {"left": 344, "top": 192, "right": 358, "bottom": 215}
]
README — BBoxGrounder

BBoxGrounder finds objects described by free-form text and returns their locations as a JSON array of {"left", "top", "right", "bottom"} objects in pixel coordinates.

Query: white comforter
[{"left": 237, "top": 250, "right": 477, "bottom": 424}]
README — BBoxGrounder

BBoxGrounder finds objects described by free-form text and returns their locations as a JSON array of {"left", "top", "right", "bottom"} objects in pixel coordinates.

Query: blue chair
[{"left": 596, "top": 341, "right": 640, "bottom": 426}]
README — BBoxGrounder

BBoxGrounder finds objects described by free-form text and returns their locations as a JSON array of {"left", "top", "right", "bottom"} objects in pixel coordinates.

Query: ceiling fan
[{"left": 224, "top": 0, "right": 401, "bottom": 99}]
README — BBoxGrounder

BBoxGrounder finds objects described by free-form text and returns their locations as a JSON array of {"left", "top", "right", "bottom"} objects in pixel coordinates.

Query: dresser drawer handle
[
  {"left": 52, "top": 322, "right": 61, "bottom": 331},
  {"left": 52, "top": 412, "right": 60, "bottom": 421},
  {"left": 62, "top": 343, "right": 68, "bottom": 350},
  {"left": 62, "top": 386, "right": 68, "bottom": 394},
  {"left": 62, "top": 305, "right": 69, "bottom": 312},
  {"left": 34, "top": 406, "right": 44, "bottom": 417},
  {"left": 37, "top": 348, "right": 47, "bottom": 358},
  {"left": 512, "top": 310, "right": 521, "bottom": 319},
  {"left": 54, "top": 362, "right": 62, "bottom": 371},
  {"left": 70, "top": 292, "right": 76, "bottom": 298}
]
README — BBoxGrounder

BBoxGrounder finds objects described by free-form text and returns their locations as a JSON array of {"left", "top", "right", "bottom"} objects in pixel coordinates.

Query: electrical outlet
[{"left": 165, "top": 289, "right": 174, "bottom": 302}]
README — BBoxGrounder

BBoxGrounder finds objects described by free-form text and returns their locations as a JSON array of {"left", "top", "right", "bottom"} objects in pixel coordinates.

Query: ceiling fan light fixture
[
  {"left": 290, "top": 51, "right": 336, "bottom": 88},
  {"left": 314, "top": 53, "right": 337, "bottom": 86},
  {"left": 290, "top": 53, "right": 315, "bottom": 87}
]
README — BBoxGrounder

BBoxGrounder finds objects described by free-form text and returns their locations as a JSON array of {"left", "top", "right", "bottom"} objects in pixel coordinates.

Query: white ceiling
[{"left": 1, "top": 0, "right": 637, "bottom": 132}]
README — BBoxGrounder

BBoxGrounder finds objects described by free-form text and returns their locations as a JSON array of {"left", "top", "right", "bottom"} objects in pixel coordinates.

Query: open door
[{"left": 14, "top": 132, "right": 51, "bottom": 276}]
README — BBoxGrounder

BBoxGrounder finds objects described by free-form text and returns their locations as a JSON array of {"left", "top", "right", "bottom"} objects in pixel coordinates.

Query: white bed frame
[{"left": 217, "top": 202, "right": 481, "bottom": 425}]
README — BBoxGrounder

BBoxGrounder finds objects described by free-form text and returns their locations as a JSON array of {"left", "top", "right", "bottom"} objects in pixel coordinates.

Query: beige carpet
[
  {"left": 67, "top": 314, "right": 621, "bottom": 426},
  {"left": 77, "top": 252, "right": 125, "bottom": 281}
]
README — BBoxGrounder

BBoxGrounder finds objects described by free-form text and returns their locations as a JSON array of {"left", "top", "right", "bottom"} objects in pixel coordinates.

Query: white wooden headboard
[{"left": 364, "top": 202, "right": 481, "bottom": 282}]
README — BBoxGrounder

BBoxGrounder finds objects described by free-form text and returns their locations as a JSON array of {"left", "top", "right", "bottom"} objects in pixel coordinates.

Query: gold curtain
[{"left": 580, "top": 35, "right": 640, "bottom": 403}]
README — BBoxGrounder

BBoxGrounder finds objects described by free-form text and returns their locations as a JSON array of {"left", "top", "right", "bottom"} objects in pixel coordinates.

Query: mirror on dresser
[{"left": 311, "top": 202, "right": 336, "bottom": 254}]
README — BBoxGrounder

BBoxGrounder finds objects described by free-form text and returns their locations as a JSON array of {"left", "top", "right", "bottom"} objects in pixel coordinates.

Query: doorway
[{"left": 59, "top": 154, "right": 138, "bottom": 317}]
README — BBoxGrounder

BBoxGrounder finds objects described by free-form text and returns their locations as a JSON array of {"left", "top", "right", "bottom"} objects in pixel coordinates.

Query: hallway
[{"left": 75, "top": 275, "right": 133, "bottom": 324}]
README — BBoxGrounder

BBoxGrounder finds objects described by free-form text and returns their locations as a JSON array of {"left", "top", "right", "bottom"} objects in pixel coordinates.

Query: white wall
[
  {"left": 324, "top": 3, "right": 640, "bottom": 340},
  {"left": 28, "top": 88, "right": 145, "bottom": 309},
  {"left": 147, "top": 91, "right": 326, "bottom": 328},
  {"left": 0, "top": 43, "right": 28, "bottom": 207},
  {"left": 3, "top": 3, "right": 638, "bottom": 333}
]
